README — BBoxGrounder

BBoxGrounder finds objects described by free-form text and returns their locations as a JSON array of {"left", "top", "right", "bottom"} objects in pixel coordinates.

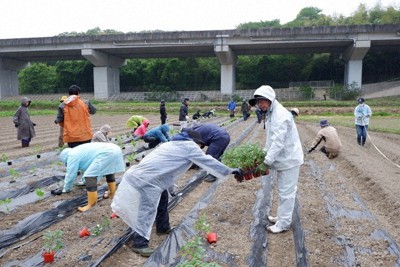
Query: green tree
[
  {"left": 285, "top": 7, "right": 324, "bottom": 27},
  {"left": 120, "top": 59, "right": 146, "bottom": 89},
  {"left": 19, "top": 63, "right": 57, "bottom": 93},
  {"left": 350, "top": 4, "right": 369, "bottom": 24},
  {"left": 237, "top": 19, "right": 281, "bottom": 29},
  {"left": 54, "top": 60, "right": 93, "bottom": 91}
]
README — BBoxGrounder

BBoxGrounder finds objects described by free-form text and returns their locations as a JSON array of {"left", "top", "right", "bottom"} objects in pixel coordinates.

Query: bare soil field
[{"left": 0, "top": 113, "right": 400, "bottom": 266}]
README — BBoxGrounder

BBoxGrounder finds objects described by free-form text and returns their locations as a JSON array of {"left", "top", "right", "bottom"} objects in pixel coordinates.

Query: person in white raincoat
[
  {"left": 58, "top": 142, "right": 125, "bottom": 212},
  {"left": 249, "top": 85, "right": 304, "bottom": 234},
  {"left": 111, "top": 130, "right": 243, "bottom": 257}
]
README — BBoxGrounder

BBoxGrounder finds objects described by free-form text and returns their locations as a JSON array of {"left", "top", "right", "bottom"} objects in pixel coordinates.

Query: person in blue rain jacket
[{"left": 58, "top": 142, "right": 125, "bottom": 212}]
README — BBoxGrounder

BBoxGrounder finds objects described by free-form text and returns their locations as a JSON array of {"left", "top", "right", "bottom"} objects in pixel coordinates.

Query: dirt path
[{"left": 0, "top": 115, "right": 400, "bottom": 266}]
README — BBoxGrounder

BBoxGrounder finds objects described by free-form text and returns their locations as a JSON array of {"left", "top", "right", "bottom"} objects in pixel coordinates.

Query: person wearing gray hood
[
  {"left": 92, "top": 124, "right": 112, "bottom": 143},
  {"left": 13, "top": 97, "right": 36, "bottom": 147},
  {"left": 249, "top": 85, "right": 304, "bottom": 234}
]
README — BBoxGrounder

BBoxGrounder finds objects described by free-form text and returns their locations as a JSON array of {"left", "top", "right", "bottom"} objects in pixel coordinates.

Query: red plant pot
[
  {"left": 244, "top": 173, "right": 253, "bottom": 180},
  {"left": 110, "top": 212, "right": 119, "bottom": 219},
  {"left": 43, "top": 251, "right": 55, "bottom": 263},
  {"left": 79, "top": 227, "right": 91, "bottom": 237},
  {"left": 207, "top": 232, "right": 217, "bottom": 244}
]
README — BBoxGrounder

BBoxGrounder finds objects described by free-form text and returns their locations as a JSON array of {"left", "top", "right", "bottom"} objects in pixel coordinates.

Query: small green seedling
[
  {"left": 169, "top": 128, "right": 180, "bottom": 136},
  {"left": 91, "top": 216, "right": 111, "bottom": 236},
  {"left": 35, "top": 188, "right": 45, "bottom": 198},
  {"left": 178, "top": 214, "right": 221, "bottom": 267},
  {"left": 126, "top": 153, "right": 137, "bottom": 163},
  {"left": 43, "top": 230, "right": 63, "bottom": 253},
  {"left": 1, "top": 154, "right": 8, "bottom": 162},
  {"left": 0, "top": 198, "right": 12, "bottom": 213},
  {"left": 9, "top": 169, "right": 19, "bottom": 182},
  {"left": 130, "top": 139, "right": 137, "bottom": 147},
  {"left": 115, "top": 135, "right": 124, "bottom": 148}
]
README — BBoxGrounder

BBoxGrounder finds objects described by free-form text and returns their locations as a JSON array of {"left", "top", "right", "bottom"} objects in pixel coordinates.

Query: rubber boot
[
  {"left": 107, "top": 182, "right": 117, "bottom": 199},
  {"left": 78, "top": 191, "right": 98, "bottom": 212}
]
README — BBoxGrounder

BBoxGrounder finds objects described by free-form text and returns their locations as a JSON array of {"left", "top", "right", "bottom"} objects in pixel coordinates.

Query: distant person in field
[
  {"left": 132, "top": 119, "right": 150, "bottom": 140},
  {"left": 55, "top": 85, "right": 96, "bottom": 148},
  {"left": 160, "top": 100, "right": 167, "bottom": 125},
  {"left": 227, "top": 98, "right": 236, "bottom": 118},
  {"left": 178, "top": 98, "right": 190, "bottom": 130},
  {"left": 92, "top": 124, "right": 112, "bottom": 143},
  {"left": 241, "top": 99, "right": 250, "bottom": 121},
  {"left": 290, "top": 108, "right": 299, "bottom": 119},
  {"left": 308, "top": 119, "right": 342, "bottom": 159},
  {"left": 143, "top": 124, "right": 171, "bottom": 149},
  {"left": 354, "top": 98, "right": 372, "bottom": 146},
  {"left": 13, "top": 97, "right": 36, "bottom": 147},
  {"left": 57, "top": 96, "right": 68, "bottom": 147},
  {"left": 126, "top": 115, "right": 146, "bottom": 133}
]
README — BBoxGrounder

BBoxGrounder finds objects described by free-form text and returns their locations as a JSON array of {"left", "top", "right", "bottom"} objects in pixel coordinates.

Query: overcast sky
[{"left": 1, "top": 0, "right": 398, "bottom": 39}]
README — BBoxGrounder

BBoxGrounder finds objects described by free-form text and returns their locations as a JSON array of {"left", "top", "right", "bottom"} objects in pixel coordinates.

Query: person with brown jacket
[
  {"left": 55, "top": 85, "right": 96, "bottom": 148},
  {"left": 308, "top": 119, "right": 342, "bottom": 159},
  {"left": 13, "top": 97, "right": 36, "bottom": 147}
]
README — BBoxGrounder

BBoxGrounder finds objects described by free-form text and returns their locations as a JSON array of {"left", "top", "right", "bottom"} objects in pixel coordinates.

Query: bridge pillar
[
  {"left": 82, "top": 49, "right": 126, "bottom": 99},
  {"left": 0, "top": 58, "right": 29, "bottom": 99},
  {"left": 343, "top": 40, "right": 370, "bottom": 89},
  {"left": 214, "top": 35, "right": 236, "bottom": 95}
]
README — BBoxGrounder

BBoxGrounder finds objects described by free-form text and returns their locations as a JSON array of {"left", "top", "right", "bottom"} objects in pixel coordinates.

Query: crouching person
[
  {"left": 111, "top": 130, "right": 243, "bottom": 257},
  {"left": 308, "top": 119, "right": 342, "bottom": 159},
  {"left": 58, "top": 142, "right": 125, "bottom": 212}
]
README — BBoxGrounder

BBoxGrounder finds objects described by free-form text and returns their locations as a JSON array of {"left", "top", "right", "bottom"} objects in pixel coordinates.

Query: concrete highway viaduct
[{"left": 0, "top": 24, "right": 399, "bottom": 100}]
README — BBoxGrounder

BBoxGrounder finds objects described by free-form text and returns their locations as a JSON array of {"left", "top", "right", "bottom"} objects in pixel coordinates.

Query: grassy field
[
  {"left": 298, "top": 115, "right": 400, "bottom": 135},
  {"left": 1, "top": 96, "right": 399, "bottom": 134}
]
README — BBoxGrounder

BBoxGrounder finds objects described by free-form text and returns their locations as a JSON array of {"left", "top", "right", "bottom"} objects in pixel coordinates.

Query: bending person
[
  {"left": 111, "top": 130, "right": 243, "bottom": 257},
  {"left": 58, "top": 142, "right": 125, "bottom": 212},
  {"left": 143, "top": 124, "right": 170, "bottom": 149},
  {"left": 182, "top": 123, "right": 231, "bottom": 182}
]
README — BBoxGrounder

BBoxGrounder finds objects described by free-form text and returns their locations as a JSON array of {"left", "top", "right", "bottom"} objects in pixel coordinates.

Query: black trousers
[{"left": 131, "top": 190, "right": 170, "bottom": 248}]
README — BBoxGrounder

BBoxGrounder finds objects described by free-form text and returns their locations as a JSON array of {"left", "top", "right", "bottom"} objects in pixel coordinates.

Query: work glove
[
  {"left": 14, "top": 123, "right": 19, "bottom": 128},
  {"left": 254, "top": 162, "right": 269, "bottom": 175},
  {"left": 231, "top": 168, "right": 244, "bottom": 183},
  {"left": 54, "top": 120, "right": 58, "bottom": 124},
  {"left": 185, "top": 115, "right": 189, "bottom": 121}
]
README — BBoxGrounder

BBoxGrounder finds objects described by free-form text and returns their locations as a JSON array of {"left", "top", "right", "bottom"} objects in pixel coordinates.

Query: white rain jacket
[
  {"left": 111, "top": 140, "right": 232, "bottom": 240},
  {"left": 60, "top": 142, "right": 125, "bottom": 192},
  {"left": 354, "top": 103, "right": 372, "bottom": 126},
  {"left": 263, "top": 95, "right": 304, "bottom": 170}
]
